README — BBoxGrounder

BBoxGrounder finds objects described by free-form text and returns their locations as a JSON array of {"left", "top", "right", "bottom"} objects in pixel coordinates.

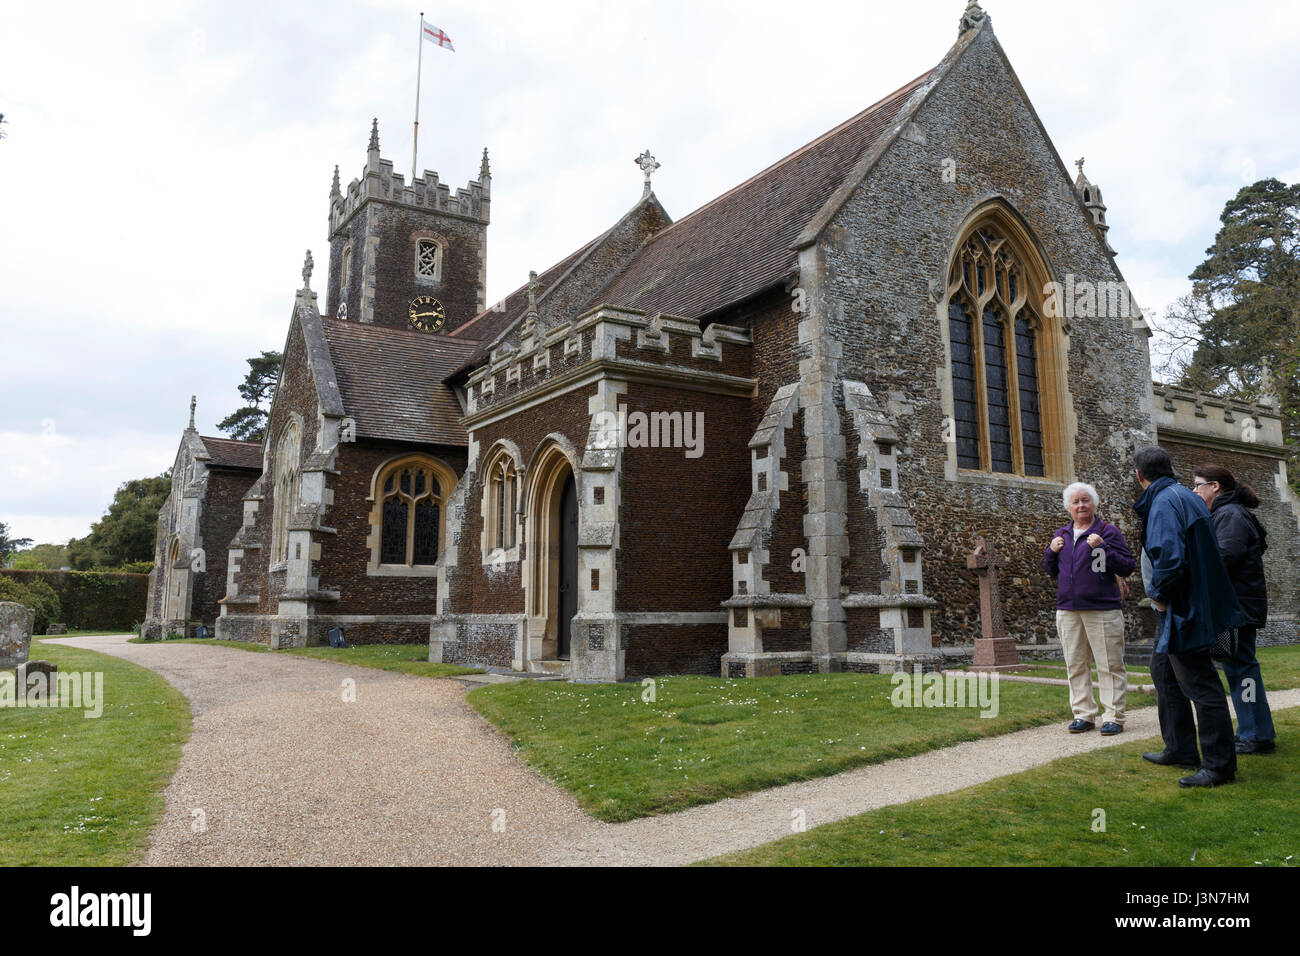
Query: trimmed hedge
[{"left": 0, "top": 570, "right": 148, "bottom": 632}]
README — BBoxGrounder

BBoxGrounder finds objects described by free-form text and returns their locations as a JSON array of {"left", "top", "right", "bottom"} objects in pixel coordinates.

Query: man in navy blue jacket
[{"left": 1132, "top": 445, "right": 1246, "bottom": 787}]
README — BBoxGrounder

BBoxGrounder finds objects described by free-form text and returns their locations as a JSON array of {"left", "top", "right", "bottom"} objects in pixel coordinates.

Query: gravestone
[
  {"left": 966, "top": 538, "right": 1024, "bottom": 671},
  {"left": 0, "top": 601, "right": 34, "bottom": 670},
  {"left": 19, "top": 659, "right": 58, "bottom": 703}
]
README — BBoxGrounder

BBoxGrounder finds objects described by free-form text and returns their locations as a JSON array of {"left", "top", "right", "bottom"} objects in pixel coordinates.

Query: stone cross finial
[
  {"left": 966, "top": 536, "right": 1006, "bottom": 639},
  {"left": 635, "top": 149, "right": 661, "bottom": 196},
  {"left": 368, "top": 117, "right": 380, "bottom": 152},
  {"left": 188, "top": 395, "right": 197, "bottom": 430},
  {"left": 1076, "top": 157, "right": 1086, "bottom": 177},
  {"left": 302, "top": 250, "right": 314, "bottom": 290}
]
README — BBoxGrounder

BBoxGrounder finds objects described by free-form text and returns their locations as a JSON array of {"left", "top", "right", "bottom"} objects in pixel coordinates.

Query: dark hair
[
  {"left": 1134, "top": 445, "right": 1176, "bottom": 482},
  {"left": 1193, "top": 463, "right": 1260, "bottom": 508}
]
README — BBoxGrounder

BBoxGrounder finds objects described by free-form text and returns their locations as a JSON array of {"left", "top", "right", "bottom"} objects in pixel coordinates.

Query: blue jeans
[{"left": 1222, "top": 625, "right": 1275, "bottom": 743}]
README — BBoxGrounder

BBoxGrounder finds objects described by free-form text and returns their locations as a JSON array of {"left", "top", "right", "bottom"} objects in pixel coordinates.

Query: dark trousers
[
  {"left": 1222, "top": 625, "right": 1276, "bottom": 743},
  {"left": 1151, "top": 647, "right": 1238, "bottom": 776}
]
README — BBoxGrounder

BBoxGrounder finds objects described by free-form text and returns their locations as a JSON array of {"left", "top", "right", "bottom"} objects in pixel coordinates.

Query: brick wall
[
  {"left": 320, "top": 439, "right": 466, "bottom": 616},
  {"left": 624, "top": 623, "right": 728, "bottom": 677},
  {"left": 616, "top": 382, "right": 750, "bottom": 615}
]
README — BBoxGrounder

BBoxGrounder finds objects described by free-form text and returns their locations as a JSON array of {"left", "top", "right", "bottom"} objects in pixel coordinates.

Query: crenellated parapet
[
  {"left": 1151, "top": 382, "right": 1282, "bottom": 453},
  {"left": 329, "top": 120, "right": 490, "bottom": 235},
  {"left": 462, "top": 305, "right": 753, "bottom": 424}
]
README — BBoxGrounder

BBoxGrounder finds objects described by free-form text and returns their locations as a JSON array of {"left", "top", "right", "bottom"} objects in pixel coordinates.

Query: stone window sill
[
  {"left": 482, "top": 547, "right": 520, "bottom": 568},
  {"left": 950, "top": 469, "right": 1064, "bottom": 493},
  {"left": 367, "top": 563, "right": 441, "bottom": 578}
]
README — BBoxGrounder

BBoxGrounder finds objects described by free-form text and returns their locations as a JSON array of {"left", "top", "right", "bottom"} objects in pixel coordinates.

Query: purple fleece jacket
[{"left": 1042, "top": 517, "right": 1136, "bottom": 611}]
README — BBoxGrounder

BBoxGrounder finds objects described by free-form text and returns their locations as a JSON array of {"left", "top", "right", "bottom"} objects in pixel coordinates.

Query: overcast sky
[{"left": 3, "top": 0, "right": 1299, "bottom": 547}]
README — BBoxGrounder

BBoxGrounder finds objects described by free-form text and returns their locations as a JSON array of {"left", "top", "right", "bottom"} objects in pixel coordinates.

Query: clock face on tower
[{"left": 408, "top": 295, "right": 446, "bottom": 333}]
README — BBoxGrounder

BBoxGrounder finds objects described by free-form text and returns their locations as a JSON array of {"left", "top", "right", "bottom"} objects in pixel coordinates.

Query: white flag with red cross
[{"left": 421, "top": 18, "right": 455, "bottom": 51}]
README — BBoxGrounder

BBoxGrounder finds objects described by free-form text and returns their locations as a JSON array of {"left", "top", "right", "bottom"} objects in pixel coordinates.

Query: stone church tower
[{"left": 326, "top": 118, "right": 490, "bottom": 332}]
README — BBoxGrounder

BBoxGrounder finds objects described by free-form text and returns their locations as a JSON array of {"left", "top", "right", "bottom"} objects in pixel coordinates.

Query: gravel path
[{"left": 50, "top": 636, "right": 1299, "bottom": 866}]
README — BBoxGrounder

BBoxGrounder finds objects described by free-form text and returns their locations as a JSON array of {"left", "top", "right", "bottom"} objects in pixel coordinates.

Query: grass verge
[
  {"left": 468, "top": 671, "right": 1156, "bottom": 822},
  {"left": 705, "top": 708, "right": 1300, "bottom": 866},
  {"left": 0, "top": 640, "right": 191, "bottom": 865}
]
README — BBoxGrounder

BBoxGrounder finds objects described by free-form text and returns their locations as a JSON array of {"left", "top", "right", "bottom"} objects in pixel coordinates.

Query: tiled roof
[
  {"left": 199, "top": 436, "right": 263, "bottom": 471},
  {"left": 597, "top": 72, "right": 931, "bottom": 320},
  {"left": 448, "top": 235, "right": 601, "bottom": 349},
  {"left": 322, "top": 318, "right": 479, "bottom": 446}
]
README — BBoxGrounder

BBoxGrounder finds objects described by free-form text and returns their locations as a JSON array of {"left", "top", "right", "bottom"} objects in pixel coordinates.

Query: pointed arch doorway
[
  {"left": 525, "top": 439, "right": 580, "bottom": 666},
  {"left": 557, "top": 472, "right": 578, "bottom": 659}
]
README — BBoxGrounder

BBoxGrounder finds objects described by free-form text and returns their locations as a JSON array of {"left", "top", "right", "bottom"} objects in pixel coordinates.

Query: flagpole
[{"left": 413, "top": 11, "right": 424, "bottom": 183}]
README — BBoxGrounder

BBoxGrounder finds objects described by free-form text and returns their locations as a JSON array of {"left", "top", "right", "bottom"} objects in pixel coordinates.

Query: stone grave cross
[{"left": 966, "top": 537, "right": 1023, "bottom": 671}]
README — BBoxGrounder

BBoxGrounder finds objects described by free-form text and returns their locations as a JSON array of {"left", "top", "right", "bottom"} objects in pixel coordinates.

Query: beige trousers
[{"left": 1055, "top": 608, "right": 1127, "bottom": 724}]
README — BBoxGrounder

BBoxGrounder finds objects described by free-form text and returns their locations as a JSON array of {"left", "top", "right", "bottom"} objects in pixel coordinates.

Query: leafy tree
[
  {"left": 0, "top": 577, "right": 61, "bottom": 634},
  {"left": 0, "top": 521, "right": 33, "bottom": 564},
  {"left": 13, "top": 542, "right": 71, "bottom": 570},
  {"left": 1159, "top": 178, "right": 1300, "bottom": 489},
  {"left": 67, "top": 473, "right": 171, "bottom": 570},
  {"left": 218, "top": 350, "right": 282, "bottom": 442}
]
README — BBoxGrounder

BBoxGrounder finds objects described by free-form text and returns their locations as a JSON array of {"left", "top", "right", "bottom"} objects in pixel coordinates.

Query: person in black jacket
[{"left": 1192, "top": 464, "right": 1276, "bottom": 754}]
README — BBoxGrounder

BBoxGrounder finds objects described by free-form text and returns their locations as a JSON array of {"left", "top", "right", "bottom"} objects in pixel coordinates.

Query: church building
[{"left": 146, "top": 3, "right": 1300, "bottom": 678}]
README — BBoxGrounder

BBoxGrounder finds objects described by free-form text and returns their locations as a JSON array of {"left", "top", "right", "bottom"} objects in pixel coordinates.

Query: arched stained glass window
[
  {"left": 376, "top": 459, "right": 447, "bottom": 566},
  {"left": 946, "top": 221, "right": 1050, "bottom": 478}
]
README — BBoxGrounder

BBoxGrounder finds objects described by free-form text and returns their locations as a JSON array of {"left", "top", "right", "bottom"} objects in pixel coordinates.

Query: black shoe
[
  {"left": 1179, "top": 768, "right": 1234, "bottom": 788},
  {"left": 1235, "top": 738, "right": 1276, "bottom": 754},
  {"left": 1100, "top": 722, "right": 1123, "bottom": 736},
  {"left": 1067, "top": 719, "right": 1095, "bottom": 733},
  {"left": 1143, "top": 750, "right": 1200, "bottom": 768}
]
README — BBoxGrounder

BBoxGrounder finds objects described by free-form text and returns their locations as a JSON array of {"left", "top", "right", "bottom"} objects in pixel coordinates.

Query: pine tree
[{"left": 218, "top": 350, "right": 282, "bottom": 442}]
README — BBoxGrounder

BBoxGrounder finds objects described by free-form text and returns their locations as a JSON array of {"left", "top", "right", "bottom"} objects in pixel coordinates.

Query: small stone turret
[{"left": 1074, "top": 157, "right": 1115, "bottom": 255}]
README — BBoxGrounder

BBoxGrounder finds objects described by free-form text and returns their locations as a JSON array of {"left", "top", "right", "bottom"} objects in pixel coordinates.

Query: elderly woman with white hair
[{"left": 1043, "top": 481, "right": 1137, "bottom": 736}]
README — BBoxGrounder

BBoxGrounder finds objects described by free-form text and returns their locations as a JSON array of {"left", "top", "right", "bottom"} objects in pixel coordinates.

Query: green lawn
[
  {"left": 468, "top": 671, "right": 1156, "bottom": 823},
  {"left": 0, "top": 640, "right": 191, "bottom": 865},
  {"left": 707, "top": 708, "right": 1300, "bottom": 867},
  {"left": 470, "top": 646, "right": 1300, "bottom": 824},
  {"left": 127, "top": 636, "right": 480, "bottom": 678}
]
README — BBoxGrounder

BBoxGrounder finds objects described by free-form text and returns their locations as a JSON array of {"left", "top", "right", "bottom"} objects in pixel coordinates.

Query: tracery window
[
  {"left": 483, "top": 450, "right": 519, "bottom": 553},
  {"left": 376, "top": 458, "right": 447, "bottom": 566},
  {"left": 270, "top": 421, "right": 302, "bottom": 565},
  {"left": 947, "top": 224, "right": 1047, "bottom": 477},
  {"left": 415, "top": 238, "right": 442, "bottom": 281}
]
